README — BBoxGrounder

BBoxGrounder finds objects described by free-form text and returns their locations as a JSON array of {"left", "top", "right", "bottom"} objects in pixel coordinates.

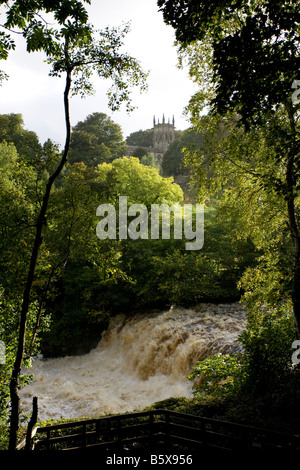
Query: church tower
[{"left": 153, "top": 114, "right": 175, "bottom": 171}]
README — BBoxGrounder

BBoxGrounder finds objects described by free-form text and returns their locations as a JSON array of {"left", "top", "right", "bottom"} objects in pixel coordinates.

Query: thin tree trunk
[
  {"left": 27, "top": 220, "right": 73, "bottom": 358},
  {"left": 286, "top": 158, "right": 300, "bottom": 340},
  {"left": 27, "top": 184, "right": 76, "bottom": 359},
  {"left": 292, "top": 255, "right": 300, "bottom": 340},
  {"left": 8, "top": 67, "right": 72, "bottom": 451},
  {"left": 286, "top": 103, "right": 300, "bottom": 340},
  {"left": 25, "top": 396, "right": 38, "bottom": 451}
]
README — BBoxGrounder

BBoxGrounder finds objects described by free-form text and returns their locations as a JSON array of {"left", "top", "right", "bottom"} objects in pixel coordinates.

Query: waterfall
[{"left": 20, "top": 303, "right": 246, "bottom": 421}]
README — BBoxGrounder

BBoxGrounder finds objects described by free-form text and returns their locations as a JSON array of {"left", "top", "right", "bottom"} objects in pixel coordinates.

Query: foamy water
[{"left": 20, "top": 303, "right": 246, "bottom": 421}]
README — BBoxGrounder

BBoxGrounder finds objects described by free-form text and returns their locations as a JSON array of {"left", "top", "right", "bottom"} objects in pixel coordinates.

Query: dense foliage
[
  {"left": 69, "top": 112, "right": 127, "bottom": 166},
  {"left": 126, "top": 128, "right": 154, "bottom": 148},
  {"left": 1, "top": 0, "right": 148, "bottom": 449},
  {"left": 0, "top": 112, "right": 257, "bottom": 357},
  {"left": 155, "top": 0, "right": 300, "bottom": 421}
]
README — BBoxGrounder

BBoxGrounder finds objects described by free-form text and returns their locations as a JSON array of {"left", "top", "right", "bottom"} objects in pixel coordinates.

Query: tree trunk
[
  {"left": 25, "top": 396, "right": 38, "bottom": 450},
  {"left": 8, "top": 68, "right": 72, "bottom": 451},
  {"left": 286, "top": 103, "right": 300, "bottom": 340},
  {"left": 293, "top": 256, "right": 300, "bottom": 340},
  {"left": 27, "top": 198, "right": 74, "bottom": 358},
  {"left": 286, "top": 160, "right": 300, "bottom": 340}
]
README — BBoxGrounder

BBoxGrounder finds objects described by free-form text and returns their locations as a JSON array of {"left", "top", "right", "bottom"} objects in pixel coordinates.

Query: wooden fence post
[
  {"left": 25, "top": 396, "right": 38, "bottom": 450},
  {"left": 82, "top": 423, "right": 87, "bottom": 447}
]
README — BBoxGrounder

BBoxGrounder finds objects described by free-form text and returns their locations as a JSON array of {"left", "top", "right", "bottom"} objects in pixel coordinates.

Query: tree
[
  {"left": 132, "top": 146, "right": 149, "bottom": 159},
  {"left": 158, "top": 0, "right": 300, "bottom": 339},
  {"left": 141, "top": 152, "right": 159, "bottom": 169},
  {"left": 1, "top": 0, "right": 147, "bottom": 449},
  {"left": 0, "top": 113, "right": 42, "bottom": 162},
  {"left": 40, "top": 157, "right": 184, "bottom": 356},
  {"left": 37, "top": 161, "right": 118, "bottom": 356},
  {"left": 96, "top": 156, "right": 183, "bottom": 208},
  {"left": 69, "top": 112, "right": 126, "bottom": 166},
  {"left": 126, "top": 128, "right": 154, "bottom": 148},
  {"left": 162, "top": 128, "right": 203, "bottom": 177},
  {"left": 0, "top": 141, "right": 40, "bottom": 293}
]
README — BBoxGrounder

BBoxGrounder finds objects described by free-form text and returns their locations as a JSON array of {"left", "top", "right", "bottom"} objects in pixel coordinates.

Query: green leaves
[
  {"left": 0, "top": 31, "right": 15, "bottom": 60},
  {"left": 2, "top": 1, "right": 90, "bottom": 55},
  {"left": 188, "top": 353, "right": 243, "bottom": 397},
  {"left": 1, "top": 3, "right": 148, "bottom": 111},
  {"left": 158, "top": 0, "right": 231, "bottom": 44},
  {"left": 159, "top": 0, "right": 300, "bottom": 125},
  {"left": 240, "top": 302, "right": 296, "bottom": 393},
  {"left": 44, "top": 22, "right": 148, "bottom": 110},
  {"left": 69, "top": 112, "right": 126, "bottom": 166},
  {"left": 51, "top": 0, "right": 91, "bottom": 25},
  {"left": 26, "top": 23, "right": 59, "bottom": 54},
  {"left": 211, "top": 10, "right": 300, "bottom": 126},
  {"left": 96, "top": 156, "right": 183, "bottom": 208}
]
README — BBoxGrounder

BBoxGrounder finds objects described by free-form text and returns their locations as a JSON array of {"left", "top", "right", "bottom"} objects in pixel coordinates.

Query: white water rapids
[{"left": 20, "top": 303, "right": 246, "bottom": 422}]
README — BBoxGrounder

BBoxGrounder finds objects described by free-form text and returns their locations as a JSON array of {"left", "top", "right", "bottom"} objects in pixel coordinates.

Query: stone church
[
  {"left": 153, "top": 114, "right": 175, "bottom": 166},
  {"left": 126, "top": 114, "right": 175, "bottom": 172}
]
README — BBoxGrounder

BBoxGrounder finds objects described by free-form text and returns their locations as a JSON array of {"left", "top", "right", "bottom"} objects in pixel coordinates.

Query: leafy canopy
[
  {"left": 158, "top": 0, "right": 300, "bottom": 126},
  {"left": 96, "top": 156, "right": 183, "bottom": 207},
  {"left": 1, "top": 2, "right": 148, "bottom": 111},
  {"left": 69, "top": 112, "right": 126, "bottom": 166}
]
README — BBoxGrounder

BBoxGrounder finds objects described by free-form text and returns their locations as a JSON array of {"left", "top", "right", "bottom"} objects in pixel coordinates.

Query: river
[{"left": 20, "top": 303, "right": 246, "bottom": 421}]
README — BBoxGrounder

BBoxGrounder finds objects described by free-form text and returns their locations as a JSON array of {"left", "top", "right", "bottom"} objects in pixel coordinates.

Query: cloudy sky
[{"left": 0, "top": 0, "right": 198, "bottom": 147}]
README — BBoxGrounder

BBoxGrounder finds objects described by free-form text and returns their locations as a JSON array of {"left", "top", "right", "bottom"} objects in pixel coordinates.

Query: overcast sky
[{"left": 0, "top": 0, "right": 198, "bottom": 147}]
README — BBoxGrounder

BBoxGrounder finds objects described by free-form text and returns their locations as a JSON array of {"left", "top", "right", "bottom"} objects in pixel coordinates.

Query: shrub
[
  {"left": 188, "top": 353, "right": 244, "bottom": 397},
  {"left": 240, "top": 302, "right": 296, "bottom": 394}
]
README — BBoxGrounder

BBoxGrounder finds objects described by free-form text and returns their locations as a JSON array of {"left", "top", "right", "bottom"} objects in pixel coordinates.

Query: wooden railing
[{"left": 20, "top": 409, "right": 300, "bottom": 453}]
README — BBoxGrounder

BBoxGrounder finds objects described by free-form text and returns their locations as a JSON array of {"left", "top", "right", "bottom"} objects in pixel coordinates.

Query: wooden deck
[{"left": 19, "top": 408, "right": 300, "bottom": 453}]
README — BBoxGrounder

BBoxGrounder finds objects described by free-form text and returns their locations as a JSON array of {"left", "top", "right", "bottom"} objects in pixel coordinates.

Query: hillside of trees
[{"left": 0, "top": 112, "right": 256, "bottom": 359}]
